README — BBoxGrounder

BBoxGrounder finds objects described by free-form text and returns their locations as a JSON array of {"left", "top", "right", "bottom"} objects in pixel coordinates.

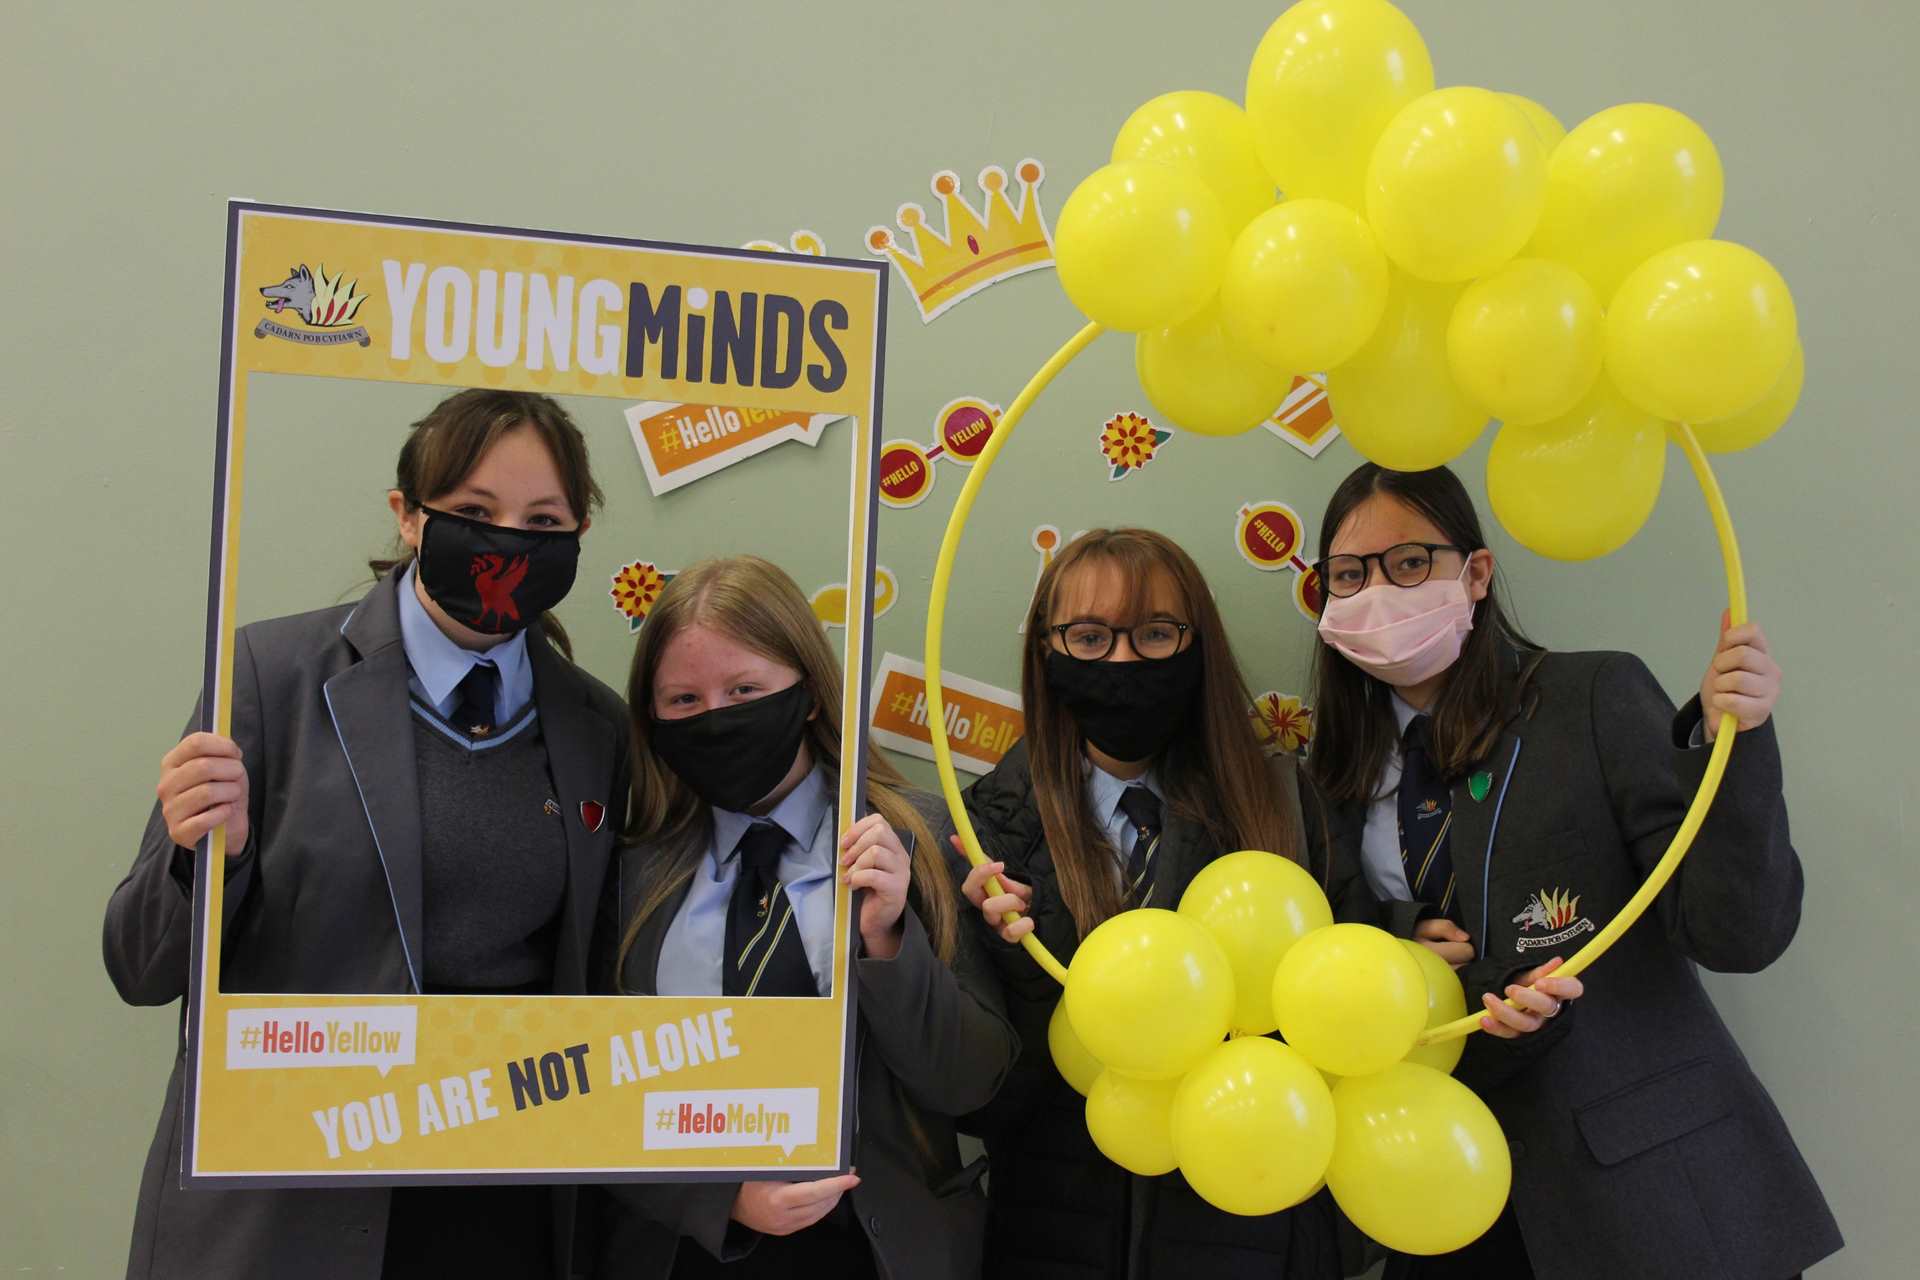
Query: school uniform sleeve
[
  {"left": 1592, "top": 652, "right": 1804, "bottom": 973},
  {"left": 103, "top": 628, "right": 267, "bottom": 1007},
  {"left": 858, "top": 805, "right": 1018, "bottom": 1114},
  {"left": 1450, "top": 953, "right": 1578, "bottom": 1095},
  {"left": 953, "top": 817, "right": 1071, "bottom": 1142},
  {"left": 1299, "top": 773, "right": 1388, "bottom": 929},
  {"left": 599, "top": 1180, "right": 753, "bottom": 1265}
]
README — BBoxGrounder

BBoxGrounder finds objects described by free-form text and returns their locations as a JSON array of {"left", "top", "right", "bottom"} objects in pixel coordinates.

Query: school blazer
[
  {"left": 585, "top": 790, "right": 1017, "bottom": 1280},
  {"left": 958, "top": 744, "right": 1373, "bottom": 1280},
  {"left": 1348, "top": 650, "right": 1842, "bottom": 1280},
  {"left": 102, "top": 570, "right": 630, "bottom": 1280}
]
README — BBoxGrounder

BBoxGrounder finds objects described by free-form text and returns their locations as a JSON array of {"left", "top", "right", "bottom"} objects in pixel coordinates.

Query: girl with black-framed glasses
[
  {"left": 952, "top": 527, "right": 1376, "bottom": 1279},
  {"left": 1304, "top": 462, "right": 1838, "bottom": 1280}
]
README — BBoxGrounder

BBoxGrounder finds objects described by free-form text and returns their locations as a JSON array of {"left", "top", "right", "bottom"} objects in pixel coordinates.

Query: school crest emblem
[
  {"left": 1513, "top": 887, "right": 1596, "bottom": 951},
  {"left": 254, "top": 262, "right": 372, "bottom": 347}
]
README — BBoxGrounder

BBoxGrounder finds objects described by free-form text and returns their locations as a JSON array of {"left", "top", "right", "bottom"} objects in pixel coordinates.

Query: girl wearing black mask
[
  {"left": 591, "top": 555, "right": 1015, "bottom": 1280},
  {"left": 956, "top": 528, "right": 1371, "bottom": 1280},
  {"left": 106, "top": 390, "right": 632, "bottom": 1279}
]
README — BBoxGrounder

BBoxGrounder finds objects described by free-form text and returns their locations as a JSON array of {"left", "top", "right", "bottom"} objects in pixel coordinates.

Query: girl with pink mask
[{"left": 1306, "top": 464, "right": 1838, "bottom": 1280}]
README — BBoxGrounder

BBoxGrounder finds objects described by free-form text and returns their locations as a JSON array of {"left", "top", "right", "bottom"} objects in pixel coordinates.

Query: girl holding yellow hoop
[
  {"left": 1306, "top": 463, "right": 1839, "bottom": 1280},
  {"left": 956, "top": 528, "right": 1370, "bottom": 1279}
]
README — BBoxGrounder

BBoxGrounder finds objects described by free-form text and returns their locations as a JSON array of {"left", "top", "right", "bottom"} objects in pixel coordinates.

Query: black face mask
[
  {"left": 416, "top": 507, "right": 581, "bottom": 635},
  {"left": 650, "top": 682, "right": 813, "bottom": 813},
  {"left": 1044, "top": 645, "right": 1204, "bottom": 763}
]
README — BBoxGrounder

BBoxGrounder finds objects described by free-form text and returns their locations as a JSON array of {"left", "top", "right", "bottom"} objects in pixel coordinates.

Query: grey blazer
[
  {"left": 103, "top": 570, "right": 630, "bottom": 1280},
  {"left": 1356, "top": 650, "right": 1842, "bottom": 1280},
  {"left": 586, "top": 790, "right": 1016, "bottom": 1280}
]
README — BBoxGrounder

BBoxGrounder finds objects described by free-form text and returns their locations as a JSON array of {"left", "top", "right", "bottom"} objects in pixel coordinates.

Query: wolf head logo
[
  {"left": 1514, "top": 888, "right": 1582, "bottom": 933},
  {"left": 260, "top": 263, "right": 368, "bottom": 328}
]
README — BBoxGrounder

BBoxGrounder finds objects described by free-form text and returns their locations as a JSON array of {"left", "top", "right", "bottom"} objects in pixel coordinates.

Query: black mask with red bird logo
[{"left": 416, "top": 507, "right": 581, "bottom": 635}]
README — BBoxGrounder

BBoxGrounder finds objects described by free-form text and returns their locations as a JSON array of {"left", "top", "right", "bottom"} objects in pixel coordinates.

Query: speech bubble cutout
[
  {"left": 226, "top": 1005, "right": 419, "bottom": 1079},
  {"left": 640, "top": 1088, "right": 820, "bottom": 1158},
  {"left": 626, "top": 402, "right": 846, "bottom": 497}
]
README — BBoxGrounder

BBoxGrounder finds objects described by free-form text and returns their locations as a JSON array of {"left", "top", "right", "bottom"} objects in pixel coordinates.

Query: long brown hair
[
  {"left": 1307, "top": 464, "right": 1541, "bottom": 804},
  {"left": 616, "top": 556, "right": 958, "bottom": 981},
  {"left": 372, "top": 389, "right": 605, "bottom": 658},
  {"left": 1023, "top": 529, "right": 1304, "bottom": 937}
]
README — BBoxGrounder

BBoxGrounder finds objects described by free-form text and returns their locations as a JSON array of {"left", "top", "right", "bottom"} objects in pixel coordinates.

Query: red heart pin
[{"left": 580, "top": 801, "right": 606, "bottom": 834}]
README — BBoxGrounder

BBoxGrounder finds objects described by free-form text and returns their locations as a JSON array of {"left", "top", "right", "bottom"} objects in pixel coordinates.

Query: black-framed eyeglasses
[
  {"left": 1311, "top": 543, "right": 1469, "bottom": 603},
  {"left": 1049, "top": 620, "right": 1193, "bottom": 661}
]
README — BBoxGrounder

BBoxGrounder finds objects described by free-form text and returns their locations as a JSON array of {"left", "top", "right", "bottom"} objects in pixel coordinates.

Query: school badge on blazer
[
  {"left": 1512, "top": 888, "right": 1595, "bottom": 951},
  {"left": 579, "top": 800, "right": 607, "bottom": 833}
]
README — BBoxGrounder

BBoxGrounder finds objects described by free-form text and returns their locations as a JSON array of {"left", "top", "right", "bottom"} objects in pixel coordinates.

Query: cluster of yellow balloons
[
  {"left": 1054, "top": 851, "right": 1511, "bottom": 1255},
  {"left": 1057, "top": 0, "right": 1803, "bottom": 562}
]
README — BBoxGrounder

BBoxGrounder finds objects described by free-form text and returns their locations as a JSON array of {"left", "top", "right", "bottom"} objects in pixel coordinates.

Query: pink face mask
[{"left": 1317, "top": 563, "right": 1475, "bottom": 688}]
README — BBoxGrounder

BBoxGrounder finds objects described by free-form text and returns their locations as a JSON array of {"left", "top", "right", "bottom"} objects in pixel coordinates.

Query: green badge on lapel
[{"left": 1468, "top": 770, "right": 1493, "bottom": 802}]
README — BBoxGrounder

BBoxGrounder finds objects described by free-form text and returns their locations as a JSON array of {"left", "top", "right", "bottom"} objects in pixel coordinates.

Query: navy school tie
[
  {"left": 1117, "top": 785, "right": 1164, "bottom": 908},
  {"left": 723, "top": 821, "right": 819, "bottom": 998},
  {"left": 1397, "top": 714, "right": 1457, "bottom": 919},
  {"left": 453, "top": 662, "right": 498, "bottom": 738}
]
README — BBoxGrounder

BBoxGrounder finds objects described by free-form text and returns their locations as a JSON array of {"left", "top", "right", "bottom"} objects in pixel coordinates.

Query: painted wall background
[{"left": 3, "top": 2, "right": 1912, "bottom": 1272}]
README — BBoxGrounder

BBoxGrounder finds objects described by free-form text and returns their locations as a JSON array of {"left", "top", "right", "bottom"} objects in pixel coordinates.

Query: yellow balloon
[
  {"left": 1177, "top": 850, "right": 1334, "bottom": 1035},
  {"left": 1136, "top": 302, "right": 1296, "bottom": 438},
  {"left": 1054, "top": 161, "right": 1231, "bottom": 333},
  {"left": 1049, "top": 997, "right": 1105, "bottom": 1097},
  {"left": 1606, "top": 239, "right": 1797, "bottom": 424},
  {"left": 1398, "top": 939, "right": 1468, "bottom": 1076},
  {"left": 1366, "top": 87, "right": 1549, "bottom": 283},
  {"left": 1171, "top": 1038, "right": 1335, "bottom": 1216},
  {"left": 1486, "top": 375, "right": 1667, "bottom": 561},
  {"left": 1245, "top": 0, "right": 1434, "bottom": 210},
  {"left": 1529, "top": 103, "right": 1725, "bottom": 303},
  {"left": 1064, "top": 908, "right": 1235, "bottom": 1080},
  {"left": 1113, "top": 90, "right": 1276, "bottom": 236},
  {"left": 1327, "top": 1064, "right": 1513, "bottom": 1256},
  {"left": 1086, "top": 1069, "right": 1181, "bottom": 1176},
  {"left": 1219, "top": 199, "right": 1390, "bottom": 372},
  {"left": 1328, "top": 271, "right": 1490, "bottom": 470},
  {"left": 1271, "top": 923, "right": 1427, "bottom": 1077},
  {"left": 1691, "top": 338, "right": 1805, "bottom": 453},
  {"left": 1504, "top": 93, "right": 1566, "bottom": 151},
  {"left": 1447, "top": 258, "right": 1604, "bottom": 426}
]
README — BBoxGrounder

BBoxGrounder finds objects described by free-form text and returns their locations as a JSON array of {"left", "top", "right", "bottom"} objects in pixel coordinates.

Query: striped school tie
[
  {"left": 722, "top": 822, "right": 818, "bottom": 997},
  {"left": 1117, "top": 786, "right": 1163, "bottom": 908},
  {"left": 1397, "top": 714, "right": 1457, "bottom": 919}
]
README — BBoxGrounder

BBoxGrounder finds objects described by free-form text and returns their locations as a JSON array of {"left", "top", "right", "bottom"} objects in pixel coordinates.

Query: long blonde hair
[
  {"left": 617, "top": 556, "right": 957, "bottom": 982},
  {"left": 1023, "top": 529, "right": 1306, "bottom": 936}
]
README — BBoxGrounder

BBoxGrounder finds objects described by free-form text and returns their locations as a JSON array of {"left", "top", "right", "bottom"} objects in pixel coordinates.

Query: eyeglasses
[
  {"left": 1049, "top": 620, "right": 1193, "bottom": 661},
  {"left": 1311, "top": 543, "right": 1469, "bottom": 603}
]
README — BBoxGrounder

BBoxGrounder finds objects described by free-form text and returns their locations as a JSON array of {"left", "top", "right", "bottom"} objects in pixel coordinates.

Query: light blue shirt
[
  {"left": 1360, "top": 694, "right": 1423, "bottom": 904},
  {"left": 396, "top": 562, "right": 533, "bottom": 726},
  {"left": 1085, "top": 761, "right": 1163, "bottom": 876},
  {"left": 656, "top": 765, "right": 837, "bottom": 997},
  {"left": 1362, "top": 687, "right": 1711, "bottom": 905}
]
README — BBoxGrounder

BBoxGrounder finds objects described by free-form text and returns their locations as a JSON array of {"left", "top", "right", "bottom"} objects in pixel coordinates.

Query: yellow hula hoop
[{"left": 920, "top": 320, "right": 1747, "bottom": 1043}]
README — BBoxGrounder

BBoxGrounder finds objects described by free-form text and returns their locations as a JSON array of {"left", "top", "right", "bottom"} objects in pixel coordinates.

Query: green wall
[{"left": 3, "top": 2, "right": 1912, "bottom": 1273}]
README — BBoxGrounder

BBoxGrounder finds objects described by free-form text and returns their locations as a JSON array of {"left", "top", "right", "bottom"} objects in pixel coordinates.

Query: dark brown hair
[
  {"left": 1023, "top": 529, "right": 1305, "bottom": 937},
  {"left": 1307, "top": 464, "right": 1541, "bottom": 803},
  {"left": 616, "top": 556, "right": 958, "bottom": 981},
  {"left": 372, "top": 389, "right": 604, "bottom": 658}
]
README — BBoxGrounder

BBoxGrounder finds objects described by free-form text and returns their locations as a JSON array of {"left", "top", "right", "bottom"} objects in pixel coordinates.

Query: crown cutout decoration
[
  {"left": 867, "top": 160, "right": 1054, "bottom": 322},
  {"left": 742, "top": 230, "right": 826, "bottom": 256}
]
